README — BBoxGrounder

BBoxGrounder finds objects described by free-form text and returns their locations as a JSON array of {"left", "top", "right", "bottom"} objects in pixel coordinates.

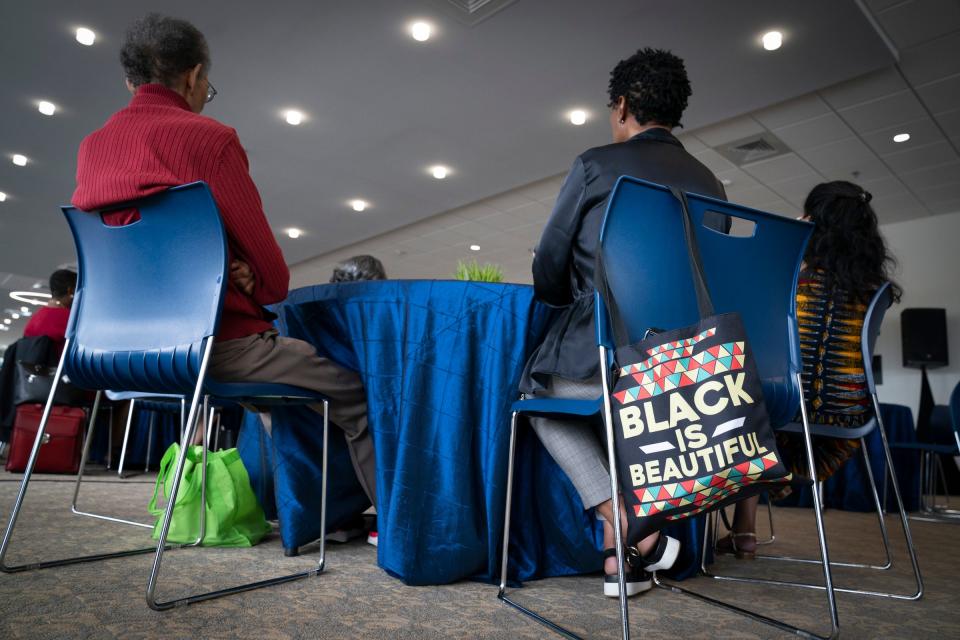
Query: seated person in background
[
  {"left": 23, "top": 269, "right": 77, "bottom": 349},
  {"left": 330, "top": 255, "right": 387, "bottom": 282},
  {"left": 718, "top": 181, "right": 902, "bottom": 558},
  {"left": 522, "top": 48, "right": 730, "bottom": 597},
  {"left": 71, "top": 14, "right": 376, "bottom": 508}
]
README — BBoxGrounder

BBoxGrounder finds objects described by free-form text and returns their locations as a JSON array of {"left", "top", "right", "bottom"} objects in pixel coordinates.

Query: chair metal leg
[
  {"left": 499, "top": 346, "right": 631, "bottom": 639},
  {"left": 915, "top": 454, "right": 960, "bottom": 519},
  {"left": 858, "top": 437, "right": 894, "bottom": 569},
  {"left": 656, "top": 372, "right": 841, "bottom": 640},
  {"left": 145, "top": 342, "right": 326, "bottom": 611},
  {"left": 118, "top": 400, "right": 137, "bottom": 478},
  {"left": 755, "top": 494, "right": 776, "bottom": 545},
  {"left": 106, "top": 404, "right": 113, "bottom": 471},
  {"left": 497, "top": 411, "right": 583, "bottom": 640},
  {"left": 213, "top": 410, "right": 222, "bottom": 451},
  {"left": 598, "top": 344, "right": 631, "bottom": 640},
  {"left": 71, "top": 391, "right": 155, "bottom": 530},
  {"left": 753, "top": 438, "right": 893, "bottom": 570},
  {"left": 871, "top": 394, "right": 923, "bottom": 600},
  {"left": 0, "top": 344, "right": 159, "bottom": 572},
  {"left": 180, "top": 398, "right": 187, "bottom": 442},
  {"left": 707, "top": 389, "right": 923, "bottom": 601},
  {"left": 145, "top": 412, "right": 156, "bottom": 472}
]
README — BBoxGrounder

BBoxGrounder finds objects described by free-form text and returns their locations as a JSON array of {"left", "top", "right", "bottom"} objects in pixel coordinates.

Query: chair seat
[
  {"left": 105, "top": 390, "right": 182, "bottom": 402},
  {"left": 511, "top": 396, "right": 602, "bottom": 417},
  {"left": 776, "top": 417, "right": 877, "bottom": 440},
  {"left": 203, "top": 379, "right": 328, "bottom": 405},
  {"left": 888, "top": 441, "right": 958, "bottom": 455}
]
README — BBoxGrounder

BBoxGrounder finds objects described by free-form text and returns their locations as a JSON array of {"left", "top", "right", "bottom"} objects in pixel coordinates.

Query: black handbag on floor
[
  {"left": 597, "top": 187, "right": 792, "bottom": 545},
  {"left": 11, "top": 336, "right": 87, "bottom": 407}
]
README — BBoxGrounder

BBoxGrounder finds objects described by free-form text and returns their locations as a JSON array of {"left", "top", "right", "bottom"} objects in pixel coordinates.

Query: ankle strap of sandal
[{"left": 602, "top": 547, "right": 643, "bottom": 568}]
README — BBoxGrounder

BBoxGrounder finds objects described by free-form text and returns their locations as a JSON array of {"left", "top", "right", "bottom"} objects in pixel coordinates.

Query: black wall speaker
[
  {"left": 901, "top": 308, "right": 949, "bottom": 369},
  {"left": 872, "top": 355, "right": 883, "bottom": 386}
]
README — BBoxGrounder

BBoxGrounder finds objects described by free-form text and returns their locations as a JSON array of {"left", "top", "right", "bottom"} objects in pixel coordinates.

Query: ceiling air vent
[
  {"left": 426, "top": 0, "right": 518, "bottom": 26},
  {"left": 715, "top": 132, "right": 790, "bottom": 167}
]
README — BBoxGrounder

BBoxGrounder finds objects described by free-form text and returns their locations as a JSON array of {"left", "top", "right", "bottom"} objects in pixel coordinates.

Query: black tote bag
[{"left": 597, "top": 187, "right": 792, "bottom": 545}]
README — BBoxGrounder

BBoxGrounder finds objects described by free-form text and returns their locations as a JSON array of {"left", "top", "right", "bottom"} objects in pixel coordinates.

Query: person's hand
[{"left": 230, "top": 259, "right": 256, "bottom": 296}]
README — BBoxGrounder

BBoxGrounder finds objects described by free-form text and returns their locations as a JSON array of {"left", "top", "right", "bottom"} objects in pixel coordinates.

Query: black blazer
[{"left": 523, "top": 128, "right": 728, "bottom": 391}]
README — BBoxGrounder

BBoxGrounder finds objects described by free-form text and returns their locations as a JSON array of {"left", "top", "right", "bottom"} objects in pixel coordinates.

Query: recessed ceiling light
[
  {"left": 469, "top": 244, "right": 480, "bottom": 251},
  {"left": 10, "top": 291, "right": 51, "bottom": 305},
  {"left": 430, "top": 165, "right": 449, "bottom": 179},
  {"left": 12, "top": 154, "right": 27, "bottom": 167},
  {"left": 11, "top": 313, "right": 19, "bottom": 320},
  {"left": 284, "top": 110, "right": 304, "bottom": 126},
  {"left": 569, "top": 110, "right": 587, "bottom": 126},
  {"left": 20, "top": 307, "right": 28, "bottom": 313},
  {"left": 286, "top": 228, "right": 303, "bottom": 239},
  {"left": 75, "top": 27, "right": 96, "bottom": 46},
  {"left": 893, "top": 133, "right": 911, "bottom": 143},
  {"left": 761, "top": 31, "right": 783, "bottom": 51},
  {"left": 410, "top": 21, "right": 432, "bottom": 42},
  {"left": 0, "top": 192, "right": 6, "bottom": 202},
  {"left": 3, "top": 319, "right": 10, "bottom": 325},
  {"left": 350, "top": 199, "right": 368, "bottom": 212},
  {"left": 38, "top": 101, "right": 56, "bottom": 116}
]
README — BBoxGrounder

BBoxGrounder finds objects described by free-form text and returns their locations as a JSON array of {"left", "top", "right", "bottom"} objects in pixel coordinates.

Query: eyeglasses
[{"left": 205, "top": 82, "right": 217, "bottom": 103}]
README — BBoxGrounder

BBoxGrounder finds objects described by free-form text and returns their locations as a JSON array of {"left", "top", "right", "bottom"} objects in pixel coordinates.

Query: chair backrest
[
  {"left": 61, "top": 182, "right": 227, "bottom": 394},
  {"left": 860, "top": 282, "right": 893, "bottom": 395},
  {"left": 596, "top": 177, "right": 813, "bottom": 427},
  {"left": 950, "top": 380, "right": 960, "bottom": 439}
]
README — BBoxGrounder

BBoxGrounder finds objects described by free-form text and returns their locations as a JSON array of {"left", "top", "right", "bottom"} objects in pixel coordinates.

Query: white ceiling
[
  {"left": 292, "top": 0, "right": 960, "bottom": 287},
  {"left": 5, "top": 0, "right": 955, "bottom": 343}
]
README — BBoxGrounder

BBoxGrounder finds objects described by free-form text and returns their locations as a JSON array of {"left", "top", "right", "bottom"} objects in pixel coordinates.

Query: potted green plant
[{"left": 454, "top": 260, "right": 504, "bottom": 283}]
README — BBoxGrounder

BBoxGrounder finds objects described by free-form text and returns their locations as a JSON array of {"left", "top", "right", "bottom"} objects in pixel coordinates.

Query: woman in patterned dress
[{"left": 717, "top": 180, "right": 902, "bottom": 558}]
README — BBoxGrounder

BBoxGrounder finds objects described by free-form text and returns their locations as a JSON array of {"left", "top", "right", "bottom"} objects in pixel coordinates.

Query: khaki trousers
[{"left": 208, "top": 330, "right": 376, "bottom": 505}]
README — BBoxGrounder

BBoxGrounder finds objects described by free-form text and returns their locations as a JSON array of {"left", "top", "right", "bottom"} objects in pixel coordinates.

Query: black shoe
[{"left": 602, "top": 547, "right": 652, "bottom": 597}]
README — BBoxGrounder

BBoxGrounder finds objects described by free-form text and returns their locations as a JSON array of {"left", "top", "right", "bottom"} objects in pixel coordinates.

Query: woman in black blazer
[{"left": 523, "top": 48, "right": 729, "bottom": 597}]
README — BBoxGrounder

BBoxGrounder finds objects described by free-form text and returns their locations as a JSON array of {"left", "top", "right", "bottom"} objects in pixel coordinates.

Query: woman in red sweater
[{"left": 23, "top": 270, "right": 77, "bottom": 348}]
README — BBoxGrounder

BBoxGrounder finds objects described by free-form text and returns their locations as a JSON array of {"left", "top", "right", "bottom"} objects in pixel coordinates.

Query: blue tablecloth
[
  {"left": 236, "top": 280, "right": 704, "bottom": 585},
  {"left": 774, "top": 403, "right": 921, "bottom": 512}
]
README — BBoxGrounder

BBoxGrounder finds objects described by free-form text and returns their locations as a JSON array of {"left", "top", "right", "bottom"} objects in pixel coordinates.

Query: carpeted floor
[{"left": 0, "top": 468, "right": 957, "bottom": 639}]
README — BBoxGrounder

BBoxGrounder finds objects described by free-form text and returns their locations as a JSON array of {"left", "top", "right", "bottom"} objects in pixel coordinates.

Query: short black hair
[
  {"left": 330, "top": 256, "right": 387, "bottom": 283},
  {"left": 607, "top": 48, "right": 691, "bottom": 129},
  {"left": 120, "top": 13, "right": 210, "bottom": 88},
  {"left": 49, "top": 269, "right": 77, "bottom": 299}
]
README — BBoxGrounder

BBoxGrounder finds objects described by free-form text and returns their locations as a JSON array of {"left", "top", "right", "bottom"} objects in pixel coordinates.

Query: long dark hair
[{"left": 803, "top": 181, "right": 902, "bottom": 303}]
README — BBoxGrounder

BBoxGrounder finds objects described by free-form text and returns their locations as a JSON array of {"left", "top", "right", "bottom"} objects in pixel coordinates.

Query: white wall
[{"left": 875, "top": 210, "right": 960, "bottom": 416}]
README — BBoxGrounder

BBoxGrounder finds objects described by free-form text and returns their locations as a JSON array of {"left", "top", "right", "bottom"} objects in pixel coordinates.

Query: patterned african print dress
[{"left": 775, "top": 269, "right": 870, "bottom": 492}]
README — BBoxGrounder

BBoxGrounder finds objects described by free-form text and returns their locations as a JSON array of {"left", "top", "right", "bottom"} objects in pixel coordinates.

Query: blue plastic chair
[
  {"left": 0, "top": 182, "right": 330, "bottom": 611},
  {"left": 709, "top": 282, "right": 923, "bottom": 603},
  {"left": 497, "top": 177, "right": 817, "bottom": 639},
  {"left": 892, "top": 380, "right": 960, "bottom": 519}
]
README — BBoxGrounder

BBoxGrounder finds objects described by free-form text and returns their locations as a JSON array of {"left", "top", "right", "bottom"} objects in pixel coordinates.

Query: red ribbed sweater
[{"left": 73, "top": 84, "right": 289, "bottom": 341}]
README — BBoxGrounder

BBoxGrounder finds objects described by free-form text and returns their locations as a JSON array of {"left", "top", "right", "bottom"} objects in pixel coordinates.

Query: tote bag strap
[
  {"left": 594, "top": 185, "right": 717, "bottom": 349},
  {"left": 669, "top": 187, "right": 715, "bottom": 319}
]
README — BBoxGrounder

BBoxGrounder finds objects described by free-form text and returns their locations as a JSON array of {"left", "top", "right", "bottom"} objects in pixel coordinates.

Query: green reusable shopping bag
[{"left": 148, "top": 443, "right": 272, "bottom": 547}]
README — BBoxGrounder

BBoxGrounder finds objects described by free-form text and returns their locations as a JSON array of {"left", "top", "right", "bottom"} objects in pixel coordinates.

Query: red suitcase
[{"left": 5, "top": 404, "right": 86, "bottom": 474}]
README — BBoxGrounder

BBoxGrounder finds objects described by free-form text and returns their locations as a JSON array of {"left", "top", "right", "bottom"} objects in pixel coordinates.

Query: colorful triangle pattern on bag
[{"left": 630, "top": 453, "right": 785, "bottom": 520}]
